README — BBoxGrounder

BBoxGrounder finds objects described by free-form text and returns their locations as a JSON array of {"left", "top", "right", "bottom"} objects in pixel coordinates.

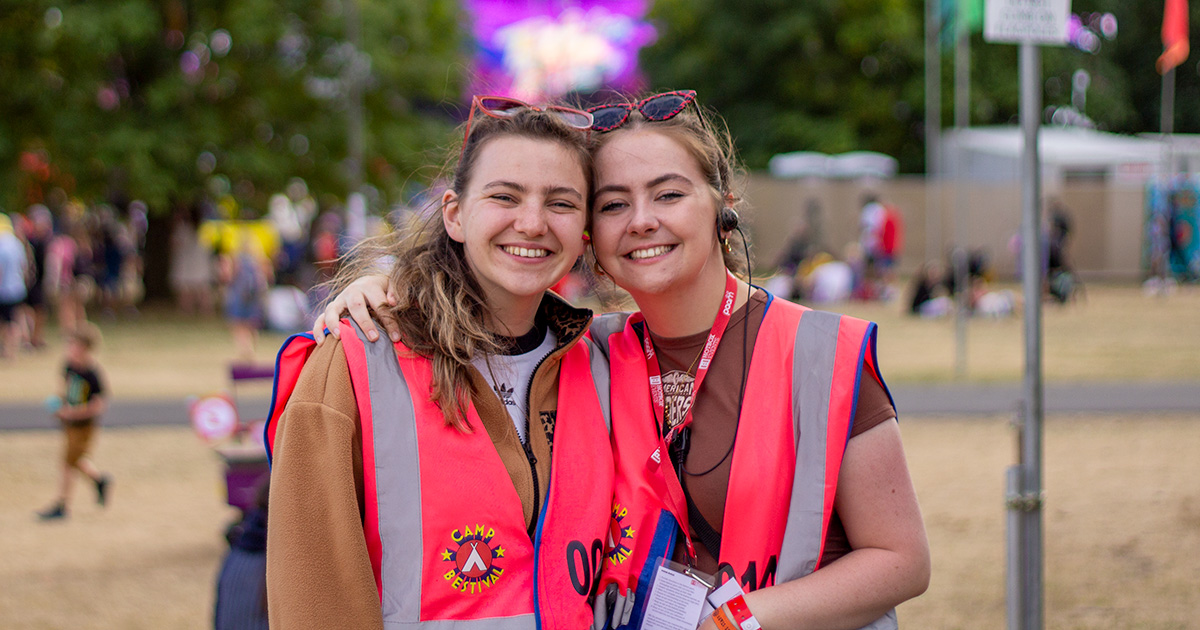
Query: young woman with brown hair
[{"left": 265, "top": 100, "right": 614, "bottom": 630}]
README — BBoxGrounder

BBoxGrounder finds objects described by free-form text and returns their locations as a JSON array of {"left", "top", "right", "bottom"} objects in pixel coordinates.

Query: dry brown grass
[
  {"left": 897, "top": 413, "right": 1200, "bottom": 629},
  {"left": 1, "top": 283, "right": 1197, "bottom": 403},
  {"left": 0, "top": 427, "right": 238, "bottom": 630},
  {"left": 834, "top": 282, "right": 1200, "bottom": 384},
  {"left": 0, "top": 310, "right": 290, "bottom": 404},
  {"left": 3, "top": 416, "right": 1198, "bottom": 629},
  {"left": 1, "top": 283, "right": 1198, "bottom": 628}
]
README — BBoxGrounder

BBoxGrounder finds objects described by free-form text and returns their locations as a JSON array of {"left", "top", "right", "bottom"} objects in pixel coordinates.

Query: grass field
[
  {"left": 1, "top": 283, "right": 1198, "bottom": 628},
  {"left": 3, "top": 282, "right": 1198, "bottom": 404},
  {"left": 3, "top": 415, "right": 1197, "bottom": 629}
]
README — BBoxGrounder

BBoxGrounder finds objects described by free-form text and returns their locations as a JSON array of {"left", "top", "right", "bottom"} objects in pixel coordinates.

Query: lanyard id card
[{"left": 639, "top": 558, "right": 716, "bottom": 630}]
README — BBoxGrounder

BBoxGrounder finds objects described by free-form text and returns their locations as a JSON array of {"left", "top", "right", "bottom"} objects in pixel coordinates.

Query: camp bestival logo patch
[
  {"left": 606, "top": 503, "right": 635, "bottom": 566},
  {"left": 442, "top": 524, "right": 506, "bottom": 594}
]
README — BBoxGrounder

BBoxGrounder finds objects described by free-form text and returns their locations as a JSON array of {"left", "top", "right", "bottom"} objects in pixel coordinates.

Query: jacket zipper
[
  {"left": 523, "top": 348, "right": 550, "bottom": 538},
  {"left": 521, "top": 319, "right": 586, "bottom": 538}
]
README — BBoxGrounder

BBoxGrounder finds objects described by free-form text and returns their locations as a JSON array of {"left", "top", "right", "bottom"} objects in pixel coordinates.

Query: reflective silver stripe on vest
[
  {"left": 778, "top": 309, "right": 839, "bottom": 579},
  {"left": 773, "top": 312, "right": 898, "bottom": 630},
  {"left": 357, "top": 325, "right": 539, "bottom": 629},
  {"left": 587, "top": 312, "right": 632, "bottom": 363},
  {"left": 382, "top": 615, "right": 534, "bottom": 629},
  {"left": 356, "top": 323, "right": 424, "bottom": 621},
  {"left": 581, "top": 337, "right": 612, "bottom": 432}
]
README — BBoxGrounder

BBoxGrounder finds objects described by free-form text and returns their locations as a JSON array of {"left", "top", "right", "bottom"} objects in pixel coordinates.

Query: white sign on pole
[{"left": 984, "top": 0, "right": 1071, "bottom": 45}]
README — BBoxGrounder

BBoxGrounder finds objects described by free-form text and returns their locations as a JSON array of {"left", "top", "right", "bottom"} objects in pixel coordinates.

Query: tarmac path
[{"left": 2, "top": 381, "right": 1198, "bottom": 431}]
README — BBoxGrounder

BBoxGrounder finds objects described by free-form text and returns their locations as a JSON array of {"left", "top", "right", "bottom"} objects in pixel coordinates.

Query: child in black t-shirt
[{"left": 38, "top": 322, "right": 112, "bottom": 520}]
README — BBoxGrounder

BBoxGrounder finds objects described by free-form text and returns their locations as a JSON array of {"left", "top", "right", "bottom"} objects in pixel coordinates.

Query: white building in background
[
  {"left": 768, "top": 150, "right": 899, "bottom": 180},
  {"left": 748, "top": 127, "right": 1200, "bottom": 281},
  {"left": 936, "top": 126, "right": 1190, "bottom": 188}
]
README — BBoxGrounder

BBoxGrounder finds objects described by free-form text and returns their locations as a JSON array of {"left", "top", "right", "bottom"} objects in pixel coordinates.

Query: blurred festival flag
[
  {"left": 940, "top": 0, "right": 984, "bottom": 46},
  {"left": 1158, "top": 0, "right": 1190, "bottom": 74},
  {"left": 466, "top": 0, "right": 657, "bottom": 100}
]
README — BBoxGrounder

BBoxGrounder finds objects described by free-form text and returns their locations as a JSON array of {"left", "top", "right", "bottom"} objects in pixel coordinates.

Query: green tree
[
  {"left": 0, "top": 0, "right": 465, "bottom": 215},
  {"left": 1081, "top": 0, "right": 1200, "bottom": 134},
  {"left": 639, "top": 1, "right": 1200, "bottom": 173},
  {"left": 640, "top": 0, "right": 926, "bottom": 171}
]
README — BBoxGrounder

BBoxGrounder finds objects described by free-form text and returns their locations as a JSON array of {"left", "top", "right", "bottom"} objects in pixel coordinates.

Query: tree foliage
[
  {"left": 4, "top": 0, "right": 1200, "bottom": 202},
  {"left": 640, "top": 0, "right": 1200, "bottom": 173},
  {"left": 640, "top": 0, "right": 925, "bottom": 171},
  {"left": 0, "top": 0, "right": 465, "bottom": 214}
]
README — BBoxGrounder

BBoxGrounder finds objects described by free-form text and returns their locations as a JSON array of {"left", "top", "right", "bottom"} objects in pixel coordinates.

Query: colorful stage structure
[{"left": 465, "top": 0, "right": 656, "bottom": 101}]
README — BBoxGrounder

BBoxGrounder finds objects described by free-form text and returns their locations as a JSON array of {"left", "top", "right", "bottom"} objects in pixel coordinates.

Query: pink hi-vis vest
[
  {"left": 593, "top": 297, "right": 898, "bottom": 630},
  {"left": 266, "top": 320, "right": 614, "bottom": 629}
]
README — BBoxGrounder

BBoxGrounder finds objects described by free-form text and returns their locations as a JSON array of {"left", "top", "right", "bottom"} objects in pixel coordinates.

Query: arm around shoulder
[{"left": 266, "top": 339, "right": 383, "bottom": 630}]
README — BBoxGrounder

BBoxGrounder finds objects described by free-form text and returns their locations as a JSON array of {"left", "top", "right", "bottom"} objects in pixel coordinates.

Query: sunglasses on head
[
  {"left": 462, "top": 95, "right": 594, "bottom": 152},
  {"left": 586, "top": 90, "right": 698, "bottom": 133}
]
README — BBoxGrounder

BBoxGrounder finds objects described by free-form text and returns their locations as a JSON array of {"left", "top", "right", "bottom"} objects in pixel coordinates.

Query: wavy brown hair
[
  {"left": 590, "top": 93, "right": 749, "bottom": 275},
  {"left": 332, "top": 107, "right": 593, "bottom": 431}
]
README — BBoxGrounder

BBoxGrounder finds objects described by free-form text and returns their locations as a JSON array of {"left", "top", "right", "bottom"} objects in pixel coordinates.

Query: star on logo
[{"left": 606, "top": 503, "right": 635, "bottom": 566}]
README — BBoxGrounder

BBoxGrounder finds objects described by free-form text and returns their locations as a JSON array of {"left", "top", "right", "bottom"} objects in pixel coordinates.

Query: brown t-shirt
[{"left": 647, "top": 290, "right": 895, "bottom": 575}]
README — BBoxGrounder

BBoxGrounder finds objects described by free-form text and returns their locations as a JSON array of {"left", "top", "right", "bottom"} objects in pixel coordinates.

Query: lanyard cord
[
  {"left": 679, "top": 232, "right": 754, "bottom": 477},
  {"left": 678, "top": 297, "right": 749, "bottom": 477},
  {"left": 673, "top": 232, "right": 756, "bottom": 561},
  {"left": 638, "top": 271, "right": 738, "bottom": 564}
]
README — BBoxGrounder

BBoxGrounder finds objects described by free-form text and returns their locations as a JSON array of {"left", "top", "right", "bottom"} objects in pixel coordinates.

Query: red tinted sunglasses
[
  {"left": 462, "top": 95, "right": 593, "bottom": 152},
  {"left": 586, "top": 90, "right": 698, "bottom": 132}
]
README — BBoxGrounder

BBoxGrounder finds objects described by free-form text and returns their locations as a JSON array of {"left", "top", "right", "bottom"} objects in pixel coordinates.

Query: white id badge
[
  {"left": 639, "top": 560, "right": 715, "bottom": 630},
  {"left": 706, "top": 577, "right": 746, "bottom": 609}
]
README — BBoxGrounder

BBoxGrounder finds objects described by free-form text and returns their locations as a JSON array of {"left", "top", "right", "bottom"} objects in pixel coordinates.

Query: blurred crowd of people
[
  {"left": 765, "top": 194, "right": 906, "bottom": 305},
  {"left": 906, "top": 250, "right": 1017, "bottom": 319},
  {"left": 170, "top": 178, "right": 363, "bottom": 361},
  {"left": 0, "top": 176, "right": 373, "bottom": 363},
  {"left": 0, "top": 200, "right": 146, "bottom": 359},
  {"left": 762, "top": 194, "right": 1084, "bottom": 320}
]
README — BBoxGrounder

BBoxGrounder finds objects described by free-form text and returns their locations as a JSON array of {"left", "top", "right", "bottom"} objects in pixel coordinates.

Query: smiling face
[
  {"left": 591, "top": 129, "right": 727, "bottom": 304},
  {"left": 443, "top": 134, "right": 588, "bottom": 322}
]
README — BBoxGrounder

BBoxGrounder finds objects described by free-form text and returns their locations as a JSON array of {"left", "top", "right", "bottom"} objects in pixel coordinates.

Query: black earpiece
[{"left": 718, "top": 207, "right": 740, "bottom": 233}]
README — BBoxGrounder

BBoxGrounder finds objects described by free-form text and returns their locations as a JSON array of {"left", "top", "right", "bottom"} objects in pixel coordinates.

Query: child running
[{"left": 38, "top": 322, "right": 112, "bottom": 520}]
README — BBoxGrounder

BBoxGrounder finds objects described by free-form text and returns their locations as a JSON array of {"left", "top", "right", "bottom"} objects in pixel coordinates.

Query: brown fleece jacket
[{"left": 266, "top": 294, "right": 593, "bottom": 629}]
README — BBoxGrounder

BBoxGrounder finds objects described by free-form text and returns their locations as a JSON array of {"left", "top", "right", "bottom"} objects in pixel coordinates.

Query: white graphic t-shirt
[{"left": 472, "top": 328, "right": 556, "bottom": 444}]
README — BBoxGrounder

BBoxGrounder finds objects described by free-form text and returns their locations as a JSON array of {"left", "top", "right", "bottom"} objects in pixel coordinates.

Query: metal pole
[
  {"left": 925, "top": 0, "right": 942, "bottom": 263},
  {"left": 955, "top": 4, "right": 971, "bottom": 129},
  {"left": 953, "top": 1, "right": 971, "bottom": 377},
  {"left": 1161, "top": 67, "right": 1176, "bottom": 136},
  {"left": 1016, "top": 41, "right": 1045, "bottom": 630},
  {"left": 1162, "top": 67, "right": 1176, "bottom": 179},
  {"left": 1005, "top": 464, "right": 1023, "bottom": 630}
]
